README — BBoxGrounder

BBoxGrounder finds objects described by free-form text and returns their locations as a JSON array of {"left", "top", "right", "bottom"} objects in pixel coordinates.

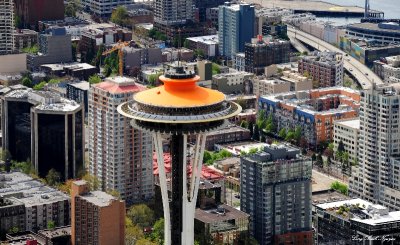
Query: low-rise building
[
  {"left": 40, "top": 63, "right": 98, "bottom": 80},
  {"left": 340, "top": 36, "right": 400, "bottom": 67},
  {"left": 162, "top": 48, "right": 194, "bottom": 62},
  {"left": 123, "top": 46, "right": 162, "bottom": 69},
  {"left": 377, "top": 55, "right": 400, "bottom": 83},
  {"left": 298, "top": 51, "right": 344, "bottom": 87},
  {"left": 333, "top": 118, "right": 360, "bottom": 162},
  {"left": 0, "top": 197, "right": 25, "bottom": 236},
  {"left": 200, "top": 125, "right": 251, "bottom": 151},
  {"left": 212, "top": 71, "right": 253, "bottom": 94},
  {"left": 27, "top": 27, "right": 72, "bottom": 71},
  {"left": 259, "top": 87, "right": 360, "bottom": 146},
  {"left": 186, "top": 35, "right": 219, "bottom": 58},
  {"left": 315, "top": 198, "right": 400, "bottom": 244},
  {"left": 195, "top": 204, "right": 250, "bottom": 245},
  {"left": 233, "top": 53, "right": 246, "bottom": 72},
  {"left": 253, "top": 71, "right": 313, "bottom": 96},
  {"left": 0, "top": 172, "right": 70, "bottom": 233},
  {"left": 14, "top": 29, "right": 38, "bottom": 51}
]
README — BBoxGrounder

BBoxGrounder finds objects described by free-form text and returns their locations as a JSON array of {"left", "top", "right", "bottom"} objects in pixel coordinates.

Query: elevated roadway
[{"left": 287, "top": 26, "right": 383, "bottom": 89}]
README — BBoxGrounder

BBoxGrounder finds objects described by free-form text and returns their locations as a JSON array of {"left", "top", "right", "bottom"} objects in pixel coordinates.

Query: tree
[
  {"left": 0, "top": 149, "right": 11, "bottom": 162},
  {"left": 127, "top": 204, "right": 155, "bottom": 229},
  {"left": 22, "top": 77, "right": 33, "bottom": 87},
  {"left": 240, "top": 120, "right": 248, "bottom": 129},
  {"left": 316, "top": 154, "right": 323, "bottom": 168},
  {"left": 22, "top": 44, "right": 39, "bottom": 54},
  {"left": 58, "top": 179, "right": 74, "bottom": 194},
  {"left": 126, "top": 217, "right": 145, "bottom": 245},
  {"left": 103, "top": 65, "right": 112, "bottom": 77},
  {"left": 203, "top": 151, "right": 212, "bottom": 164},
  {"left": 88, "top": 74, "right": 101, "bottom": 84},
  {"left": 194, "top": 49, "right": 205, "bottom": 58},
  {"left": 82, "top": 173, "right": 100, "bottom": 190},
  {"left": 65, "top": 3, "right": 77, "bottom": 17},
  {"left": 150, "top": 218, "right": 164, "bottom": 244},
  {"left": 248, "top": 121, "right": 254, "bottom": 137},
  {"left": 285, "top": 129, "right": 295, "bottom": 141},
  {"left": 107, "top": 189, "right": 121, "bottom": 199},
  {"left": 212, "top": 63, "right": 220, "bottom": 75},
  {"left": 148, "top": 73, "right": 160, "bottom": 86},
  {"left": 47, "top": 220, "right": 56, "bottom": 230},
  {"left": 294, "top": 126, "right": 302, "bottom": 142},
  {"left": 48, "top": 78, "right": 61, "bottom": 85},
  {"left": 136, "top": 239, "right": 157, "bottom": 245},
  {"left": 14, "top": 15, "right": 22, "bottom": 29},
  {"left": 337, "top": 140, "right": 345, "bottom": 153},
  {"left": 111, "top": 6, "right": 129, "bottom": 26},
  {"left": 278, "top": 128, "right": 287, "bottom": 139},
  {"left": 46, "top": 169, "right": 61, "bottom": 186},
  {"left": 183, "top": 39, "right": 190, "bottom": 48},
  {"left": 33, "top": 81, "right": 47, "bottom": 91},
  {"left": 252, "top": 124, "right": 260, "bottom": 141}
]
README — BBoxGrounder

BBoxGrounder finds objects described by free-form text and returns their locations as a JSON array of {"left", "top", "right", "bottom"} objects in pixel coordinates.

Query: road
[
  {"left": 289, "top": 36, "right": 310, "bottom": 53},
  {"left": 287, "top": 26, "right": 384, "bottom": 89}
]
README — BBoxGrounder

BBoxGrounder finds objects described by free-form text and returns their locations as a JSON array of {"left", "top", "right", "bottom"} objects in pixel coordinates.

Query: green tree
[
  {"left": 203, "top": 151, "right": 212, "bottom": 164},
  {"left": 285, "top": 129, "right": 295, "bottom": 141},
  {"left": 294, "top": 126, "right": 302, "bottom": 141},
  {"left": 194, "top": 49, "right": 205, "bottom": 58},
  {"left": 82, "top": 173, "right": 100, "bottom": 191},
  {"left": 212, "top": 63, "right": 220, "bottom": 75},
  {"left": 125, "top": 217, "right": 145, "bottom": 245},
  {"left": 0, "top": 149, "right": 11, "bottom": 162},
  {"left": 22, "top": 76, "right": 33, "bottom": 87},
  {"left": 111, "top": 6, "right": 129, "bottom": 26},
  {"left": 14, "top": 15, "right": 22, "bottom": 29},
  {"left": 331, "top": 181, "right": 348, "bottom": 195},
  {"left": 107, "top": 189, "right": 121, "bottom": 199},
  {"left": 183, "top": 39, "right": 190, "bottom": 48},
  {"left": 127, "top": 204, "right": 155, "bottom": 228},
  {"left": 278, "top": 128, "right": 287, "bottom": 139},
  {"left": 240, "top": 120, "right": 248, "bottom": 129},
  {"left": 150, "top": 218, "right": 164, "bottom": 244},
  {"left": 22, "top": 44, "right": 39, "bottom": 54},
  {"left": 103, "top": 64, "right": 112, "bottom": 77},
  {"left": 58, "top": 179, "right": 74, "bottom": 194},
  {"left": 47, "top": 220, "right": 56, "bottom": 230},
  {"left": 248, "top": 121, "right": 254, "bottom": 137},
  {"left": 33, "top": 81, "right": 47, "bottom": 91},
  {"left": 88, "top": 74, "right": 102, "bottom": 84},
  {"left": 48, "top": 78, "right": 61, "bottom": 85},
  {"left": 46, "top": 169, "right": 61, "bottom": 186},
  {"left": 136, "top": 239, "right": 157, "bottom": 245},
  {"left": 65, "top": 3, "right": 77, "bottom": 17}
]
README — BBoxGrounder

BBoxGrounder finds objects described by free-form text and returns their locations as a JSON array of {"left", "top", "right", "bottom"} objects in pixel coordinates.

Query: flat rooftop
[
  {"left": 312, "top": 190, "right": 350, "bottom": 205},
  {"left": 334, "top": 118, "right": 360, "bottom": 130},
  {"left": 216, "top": 141, "right": 268, "bottom": 156},
  {"left": 207, "top": 125, "right": 250, "bottom": 136},
  {"left": 349, "top": 22, "right": 400, "bottom": 34},
  {"left": 0, "top": 172, "right": 70, "bottom": 207},
  {"left": 80, "top": 191, "right": 117, "bottom": 207},
  {"left": 186, "top": 35, "right": 218, "bottom": 45},
  {"left": 195, "top": 204, "right": 249, "bottom": 223}
]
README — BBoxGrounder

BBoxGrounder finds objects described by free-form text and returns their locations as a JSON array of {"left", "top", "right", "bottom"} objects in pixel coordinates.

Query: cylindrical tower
[{"left": 118, "top": 66, "right": 241, "bottom": 245}]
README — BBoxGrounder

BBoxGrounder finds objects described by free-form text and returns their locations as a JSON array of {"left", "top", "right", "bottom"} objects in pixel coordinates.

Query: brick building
[
  {"left": 14, "top": 0, "right": 64, "bottom": 29},
  {"left": 259, "top": 87, "right": 360, "bottom": 146},
  {"left": 71, "top": 180, "right": 125, "bottom": 245}
]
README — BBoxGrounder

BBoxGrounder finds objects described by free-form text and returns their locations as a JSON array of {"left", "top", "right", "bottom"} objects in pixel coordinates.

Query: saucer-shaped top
[{"left": 134, "top": 75, "right": 225, "bottom": 108}]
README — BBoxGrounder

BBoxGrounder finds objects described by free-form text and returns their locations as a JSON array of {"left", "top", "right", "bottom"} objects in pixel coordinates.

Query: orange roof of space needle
[{"left": 134, "top": 75, "right": 225, "bottom": 108}]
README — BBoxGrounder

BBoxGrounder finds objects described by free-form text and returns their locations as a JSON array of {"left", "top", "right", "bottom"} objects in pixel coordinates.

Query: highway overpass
[{"left": 287, "top": 26, "right": 383, "bottom": 89}]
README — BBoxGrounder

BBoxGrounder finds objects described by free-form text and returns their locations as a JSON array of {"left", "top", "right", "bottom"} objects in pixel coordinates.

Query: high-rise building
[
  {"left": 71, "top": 180, "right": 125, "bottom": 245},
  {"left": 88, "top": 76, "right": 154, "bottom": 204},
  {"left": 240, "top": 144, "right": 313, "bottom": 245},
  {"left": 349, "top": 83, "right": 400, "bottom": 210},
  {"left": 298, "top": 51, "right": 344, "bottom": 87},
  {"left": 1, "top": 86, "right": 84, "bottom": 180},
  {"left": 0, "top": 0, "right": 14, "bottom": 55},
  {"left": 244, "top": 36, "right": 290, "bottom": 75},
  {"left": 14, "top": 0, "right": 64, "bottom": 29},
  {"left": 218, "top": 3, "right": 255, "bottom": 58},
  {"left": 81, "top": 0, "right": 132, "bottom": 16},
  {"left": 154, "top": 0, "right": 193, "bottom": 26}
]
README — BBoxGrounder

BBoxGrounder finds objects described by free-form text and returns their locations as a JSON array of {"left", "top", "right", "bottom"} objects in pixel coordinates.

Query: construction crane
[{"left": 102, "top": 41, "right": 130, "bottom": 76}]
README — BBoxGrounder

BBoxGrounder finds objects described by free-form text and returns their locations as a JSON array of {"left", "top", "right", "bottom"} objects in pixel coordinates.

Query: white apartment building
[
  {"left": 0, "top": 0, "right": 14, "bottom": 55},
  {"left": 349, "top": 83, "right": 400, "bottom": 211},
  {"left": 154, "top": 0, "right": 193, "bottom": 25},
  {"left": 81, "top": 0, "right": 133, "bottom": 16},
  {"left": 88, "top": 76, "right": 154, "bottom": 205},
  {"left": 333, "top": 118, "right": 360, "bottom": 162},
  {"left": 253, "top": 71, "right": 312, "bottom": 97}
]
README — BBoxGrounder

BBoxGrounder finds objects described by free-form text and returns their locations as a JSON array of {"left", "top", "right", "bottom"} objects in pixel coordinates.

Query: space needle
[{"left": 117, "top": 64, "right": 241, "bottom": 245}]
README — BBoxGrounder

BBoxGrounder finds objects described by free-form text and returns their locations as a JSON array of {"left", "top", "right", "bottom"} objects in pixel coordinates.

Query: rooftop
[
  {"left": 0, "top": 172, "right": 70, "bottom": 207},
  {"left": 186, "top": 35, "right": 218, "bottom": 45},
  {"left": 3, "top": 87, "right": 81, "bottom": 112},
  {"left": 195, "top": 204, "right": 249, "bottom": 223},
  {"left": 69, "top": 81, "right": 90, "bottom": 91},
  {"left": 317, "top": 198, "right": 400, "bottom": 225},
  {"left": 38, "top": 226, "right": 71, "bottom": 238},
  {"left": 95, "top": 76, "right": 146, "bottom": 94},
  {"left": 207, "top": 125, "right": 250, "bottom": 136},
  {"left": 334, "top": 118, "right": 360, "bottom": 130},
  {"left": 349, "top": 22, "right": 400, "bottom": 34},
  {"left": 80, "top": 191, "right": 117, "bottom": 207}
]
